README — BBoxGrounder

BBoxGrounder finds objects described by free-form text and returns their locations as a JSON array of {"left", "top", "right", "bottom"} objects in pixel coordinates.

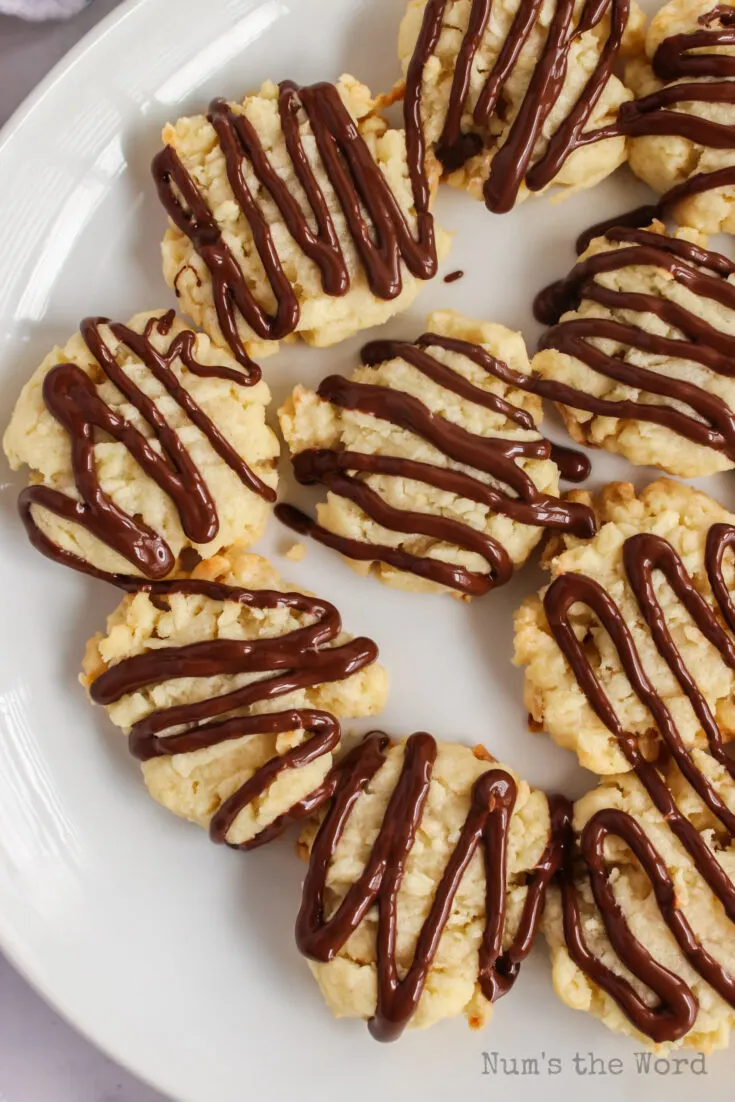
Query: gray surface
[{"left": 0, "top": 3, "right": 168, "bottom": 1099}]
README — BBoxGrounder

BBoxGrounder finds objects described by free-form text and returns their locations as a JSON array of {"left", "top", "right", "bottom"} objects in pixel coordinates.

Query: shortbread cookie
[
  {"left": 545, "top": 768, "right": 735, "bottom": 1051},
  {"left": 531, "top": 221, "right": 735, "bottom": 478},
  {"left": 81, "top": 550, "right": 387, "bottom": 850},
  {"left": 277, "top": 309, "right": 596, "bottom": 599},
  {"left": 3, "top": 311, "right": 278, "bottom": 583},
  {"left": 624, "top": 0, "right": 735, "bottom": 234},
  {"left": 515, "top": 479, "right": 735, "bottom": 775},
  {"left": 397, "top": 0, "right": 645, "bottom": 212},
  {"left": 153, "top": 76, "right": 448, "bottom": 370},
  {"left": 296, "top": 732, "right": 561, "bottom": 1038},
  {"left": 537, "top": 503, "right": 735, "bottom": 1048}
]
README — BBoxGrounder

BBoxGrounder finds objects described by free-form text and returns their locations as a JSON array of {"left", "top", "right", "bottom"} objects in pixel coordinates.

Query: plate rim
[
  {"left": 0, "top": 0, "right": 145, "bottom": 156},
  {"left": 0, "top": 6, "right": 188, "bottom": 1095},
  {"left": 1, "top": 3, "right": 727, "bottom": 1101}
]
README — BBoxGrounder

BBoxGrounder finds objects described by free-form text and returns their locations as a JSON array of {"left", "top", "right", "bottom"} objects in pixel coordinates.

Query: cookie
[
  {"left": 515, "top": 477, "right": 735, "bottom": 773},
  {"left": 623, "top": 0, "right": 735, "bottom": 235},
  {"left": 3, "top": 311, "right": 278, "bottom": 583},
  {"left": 153, "top": 76, "right": 449, "bottom": 370},
  {"left": 397, "top": 0, "right": 644, "bottom": 212},
  {"left": 531, "top": 221, "right": 735, "bottom": 478},
  {"left": 277, "top": 309, "right": 596, "bottom": 599},
  {"left": 81, "top": 550, "right": 388, "bottom": 850},
  {"left": 296, "top": 732, "right": 561, "bottom": 1038},
  {"left": 545, "top": 765, "right": 735, "bottom": 1051},
  {"left": 537, "top": 497, "right": 735, "bottom": 1047}
]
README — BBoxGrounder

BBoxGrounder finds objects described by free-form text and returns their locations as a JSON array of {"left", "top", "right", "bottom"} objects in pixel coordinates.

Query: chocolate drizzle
[
  {"left": 277, "top": 333, "right": 595, "bottom": 597},
  {"left": 152, "top": 81, "right": 437, "bottom": 371},
  {"left": 89, "top": 577, "right": 378, "bottom": 850},
  {"left": 532, "top": 225, "right": 735, "bottom": 461},
  {"left": 572, "top": 6, "right": 735, "bottom": 229},
  {"left": 613, "top": 11, "right": 735, "bottom": 141},
  {"left": 546, "top": 523, "right": 735, "bottom": 1042},
  {"left": 615, "top": 6, "right": 735, "bottom": 199},
  {"left": 407, "top": 0, "right": 630, "bottom": 212},
  {"left": 296, "top": 731, "right": 565, "bottom": 1040},
  {"left": 18, "top": 312, "right": 275, "bottom": 585}
]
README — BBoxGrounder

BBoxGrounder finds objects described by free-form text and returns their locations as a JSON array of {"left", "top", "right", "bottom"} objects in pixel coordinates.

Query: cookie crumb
[{"left": 285, "top": 542, "right": 307, "bottom": 562}]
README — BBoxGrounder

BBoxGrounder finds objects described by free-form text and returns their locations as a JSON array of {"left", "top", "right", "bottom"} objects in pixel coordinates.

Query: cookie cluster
[{"left": 5, "top": 0, "right": 735, "bottom": 1050}]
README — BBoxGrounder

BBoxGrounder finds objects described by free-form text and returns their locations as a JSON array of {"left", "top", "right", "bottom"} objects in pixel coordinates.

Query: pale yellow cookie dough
[
  {"left": 544, "top": 763, "right": 735, "bottom": 1051},
  {"left": 81, "top": 549, "right": 388, "bottom": 847},
  {"left": 300, "top": 738, "right": 552, "bottom": 1032},
  {"left": 531, "top": 221, "right": 735, "bottom": 478},
  {"left": 398, "top": 0, "right": 645, "bottom": 206},
  {"left": 3, "top": 311, "right": 279, "bottom": 579},
  {"left": 514, "top": 479, "right": 735, "bottom": 774},
  {"left": 626, "top": 0, "right": 735, "bottom": 234},
  {"left": 160, "top": 75, "right": 449, "bottom": 362},
  {"left": 279, "top": 309, "right": 567, "bottom": 598}
]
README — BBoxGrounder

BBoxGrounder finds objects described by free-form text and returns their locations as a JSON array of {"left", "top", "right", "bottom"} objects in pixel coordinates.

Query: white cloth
[{"left": 0, "top": 0, "right": 90, "bottom": 18}]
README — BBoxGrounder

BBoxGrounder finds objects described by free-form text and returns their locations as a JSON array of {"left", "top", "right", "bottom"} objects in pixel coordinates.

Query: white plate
[{"left": 0, "top": 1, "right": 732, "bottom": 1099}]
